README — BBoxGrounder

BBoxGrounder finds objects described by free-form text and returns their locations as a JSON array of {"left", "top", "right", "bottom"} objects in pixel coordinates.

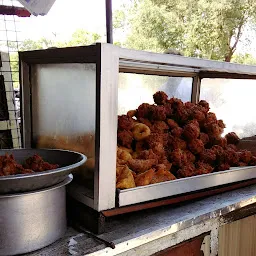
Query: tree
[
  {"left": 122, "top": 0, "right": 256, "bottom": 62},
  {"left": 231, "top": 53, "right": 256, "bottom": 65}
]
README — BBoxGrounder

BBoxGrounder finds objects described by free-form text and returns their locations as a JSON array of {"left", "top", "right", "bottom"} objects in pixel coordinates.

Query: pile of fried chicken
[
  {"left": 116, "top": 91, "right": 256, "bottom": 189},
  {"left": 0, "top": 154, "right": 59, "bottom": 176}
]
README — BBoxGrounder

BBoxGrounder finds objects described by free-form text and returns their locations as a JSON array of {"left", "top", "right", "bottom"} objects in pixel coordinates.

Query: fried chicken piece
[
  {"left": 150, "top": 168, "right": 176, "bottom": 184},
  {"left": 135, "top": 141, "right": 147, "bottom": 152},
  {"left": 200, "top": 133, "right": 210, "bottom": 145},
  {"left": 184, "top": 150, "right": 196, "bottom": 163},
  {"left": 211, "top": 145, "right": 225, "bottom": 162},
  {"left": 24, "top": 154, "right": 59, "bottom": 172},
  {"left": 225, "top": 132, "right": 240, "bottom": 145},
  {"left": 237, "top": 150, "right": 252, "bottom": 164},
  {"left": 164, "top": 103, "right": 173, "bottom": 117},
  {"left": 116, "top": 165, "right": 136, "bottom": 189},
  {"left": 185, "top": 102, "right": 196, "bottom": 110},
  {"left": 151, "top": 121, "right": 169, "bottom": 133},
  {"left": 218, "top": 120, "right": 226, "bottom": 129},
  {"left": 250, "top": 156, "right": 256, "bottom": 166},
  {"left": 136, "top": 103, "right": 152, "bottom": 119},
  {"left": 158, "top": 157, "right": 172, "bottom": 171},
  {"left": 128, "top": 158, "right": 157, "bottom": 173},
  {"left": 118, "top": 115, "right": 135, "bottom": 130},
  {"left": 175, "top": 106, "right": 190, "bottom": 124},
  {"left": 117, "top": 130, "right": 133, "bottom": 148},
  {"left": 138, "top": 149, "right": 159, "bottom": 161},
  {"left": 226, "top": 144, "right": 237, "bottom": 151},
  {"left": 205, "top": 112, "right": 217, "bottom": 124},
  {"left": 168, "top": 136, "right": 187, "bottom": 150},
  {"left": 146, "top": 133, "right": 168, "bottom": 148},
  {"left": 167, "top": 119, "right": 179, "bottom": 129},
  {"left": 151, "top": 142, "right": 166, "bottom": 156},
  {"left": 177, "top": 163, "right": 196, "bottom": 178},
  {"left": 211, "top": 137, "right": 227, "bottom": 148},
  {"left": 215, "top": 163, "right": 230, "bottom": 172},
  {"left": 153, "top": 91, "right": 168, "bottom": 105},
  {"left": 198, "top": 100, "right": 210, "bottom": 113},
  {"left": 183, "top": 120, "right": 200, "bottom": 141},
  {"left": 191, "top": 108, "right": 206, "bottom": 124},
  {"left": 127, "top": 110, "right": 137, "bottom": 118},
  {"left": 117, "top": 147, "right": 132, "bottom": 162},
  {"left": 188, "top": 139, "right": 204, "bottom": 154},
  {"left": 169, "top": 149, "right": 187, "bottom": 168},
  {"left": 237, "top": 162, "right": 247, "bottom": 167},
  {"left": 195, "top": 161, "right": 214, "bottom": 175},
  {"left": 168, "top": 97, "right": 183, "bottom": 109},
  {"left": 150, "top": 105, "right": 167, "bottom": 121},
  {"left": 199, "top": 149, "right": 216, "bottom": 164},
  {"left": 137, "top": 118, "right": 152, "bottom": 129},
  {"left": 205, "top": 123, "right": 223, "bottom": 138},
  {"left": 171, "top": 127, "right": 183, "bottom": 137},
  {"left": 224, "top": 149, "right": 239, "bottom": 166},
  {"left": 135, "top": 168, "right": 155, "bottom": 186}
]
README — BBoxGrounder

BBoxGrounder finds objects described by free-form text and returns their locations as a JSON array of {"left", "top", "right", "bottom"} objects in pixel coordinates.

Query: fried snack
[
  {"left": 215, "top": 163, "right": 230, "bottom": 172},
  {"left": 169, "top": 149, "right": 187, "bottom": 168},
  {"left": 116, "top": 91, "right": 256, "bottom": 189},
  {"left": 127, "top": 110, "right": 137, "bottom": 118},
  {"left": 171, "top": 127, "right": 183, "bottom": 137},
  {"left": 169, "top": 136, "right": 187, "bottom": 150},
  {"left": 117, "top": 147, "right": 132, "bottom": 162},
  {"left": 153, "top": 91, "right": 168, "bottom": 105},
  {"left": 136, "top": 103, "right": 152, "bottom": 119},
  {"left": 151, "top": 121, "right": 169, "bottom": 133},
  {"left": 237, "top": 150, "right": 252, "bottom": 164},
  {"left": 150, "top": 168, "right": 176, "bottom": 184},
  {"left": 184, "top": 150, "right": 196, "bottom": 163},
  {"left": 116, "top": 165, "right": 136, "bottom": 189},
  {"left": 137, "top": 118, "right": 152, "bottom": 129},
  {"left": 138, "top": 149, "right": 159, "bottom": 161},
  {"left": 166, "top": 119, "right": 179, "bottom": 129},
  {"left": 177, "top": 163, "right": 195, "bottom": 178},
  {"left": 198, "top": 100, "right": 210, "bottom": 113},
  {"left": 195, "top": 161, "right": 214, "bottom": 175},
  {"left": 225, "top": 132, "right": 240, "bottom": 145},
  {"left": 183, "top": 120, "right": 200, "bottom": 141},
  {"left": 151, "top": 105, "right": 167, "bottom": 121},
  {"left": 132, "top": 123, "right": 151, "bottom": 141},
  {"left": 200, "top": 133, "right": 210, "bottom": 145},
  {"left": 188, "top": 139, "right": 204, "bottom": 154},
  {"left": 118, "top": 115, "right": 135, "bottom": 130},
  {"left": 135, "top": 168, "right": 155, "bottom": 186},
  {"left": 117, "top": 130, "right": 133, "bottom": 148},
  {"left": 128, "top": 158, "right": 157, "bottom": 173},
  {"left": 199, "top": 149, "right": 216, "bottom": 164},
  {"left": 24, "top": 154, "right": 59, "bottom": 172}
]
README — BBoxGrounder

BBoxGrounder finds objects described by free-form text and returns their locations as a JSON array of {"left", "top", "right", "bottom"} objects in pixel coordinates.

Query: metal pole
[{"left": 105, "top": 0, "right": 113, "bottom": 44}]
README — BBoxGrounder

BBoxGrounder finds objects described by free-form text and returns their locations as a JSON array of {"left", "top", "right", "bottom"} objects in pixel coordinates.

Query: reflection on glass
[
  {"left": 118, "top": 73, "right": 192, "bottom": 115},
  {"left": 200, "top": 78, "right": 256, "bottom": 138}
]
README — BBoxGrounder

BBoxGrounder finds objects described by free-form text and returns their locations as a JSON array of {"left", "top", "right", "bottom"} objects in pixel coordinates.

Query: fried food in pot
[
  {"left": 132, "top": 123, "right": 151, "bottom": 141},
  {"left": 128, "top": 158, "right": 158, "bottom": 173},
  {"left": 183, "top": 120, "right": 200, "bottom": 141},
  {"left": 117, "top": 130, "right": 133, "bottom": 148},
  {"left": 153, "top": 91, "right": 168, "bottom": 105},
  {"left": 225, "top": 132, "right": 240, "bottom": 145},
  {"left": 118, "top": 115, "right": 135, "bottom": 130},
  {"left": 188, "top": 139, "right": 204, "bottom": 154}
]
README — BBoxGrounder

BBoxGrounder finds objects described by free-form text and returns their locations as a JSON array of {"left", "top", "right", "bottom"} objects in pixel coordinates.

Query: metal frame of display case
[{"left": 19, "top": 43, "right": 256, "bottom": 213}]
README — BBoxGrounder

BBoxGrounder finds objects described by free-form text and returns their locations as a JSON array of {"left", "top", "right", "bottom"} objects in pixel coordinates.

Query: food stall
[{"left": 2, "top": 43, "right": 256, "bottom": 255}]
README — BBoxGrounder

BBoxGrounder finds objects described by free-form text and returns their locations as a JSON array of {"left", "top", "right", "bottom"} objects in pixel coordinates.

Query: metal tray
[
  {"left": 117, "top": 166, "right": 256, "bottom": 207},
  {"left": 0, "top": 149, "right": 86, "bottom": 194}
]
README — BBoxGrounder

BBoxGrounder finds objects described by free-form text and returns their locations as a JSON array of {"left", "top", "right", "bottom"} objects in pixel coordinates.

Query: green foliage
[
  {"left": 232, "top": 53, "right": 256, "bottom": 65},
  {"left": 122, "top": 0, "right": 256, "bottom": 61}
]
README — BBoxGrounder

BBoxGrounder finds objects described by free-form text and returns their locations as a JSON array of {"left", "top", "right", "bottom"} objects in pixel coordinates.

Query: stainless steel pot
[{"left": 0, "top": 175, "right": 72, "bottom": 256}]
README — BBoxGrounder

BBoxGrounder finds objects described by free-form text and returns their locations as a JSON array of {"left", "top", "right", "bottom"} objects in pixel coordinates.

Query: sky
[{"left": 15, "top": 0, "right": 125, "bottom": 43}]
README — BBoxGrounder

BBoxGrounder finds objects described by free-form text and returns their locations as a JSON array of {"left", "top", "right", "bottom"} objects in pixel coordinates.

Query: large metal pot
[{"left": 0, "top": 175, "right": 72, "bottom": 256}]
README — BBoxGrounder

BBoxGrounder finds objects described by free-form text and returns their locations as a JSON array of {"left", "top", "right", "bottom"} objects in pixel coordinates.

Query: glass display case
[{"left": 19, "top": 43, "right": 256, "bottom": 212}]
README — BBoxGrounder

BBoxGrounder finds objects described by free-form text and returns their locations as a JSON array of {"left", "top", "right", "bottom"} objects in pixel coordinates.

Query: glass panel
[
  {"left": 31, "top": 63, "right": 96, "bottom": 188},
  {"left": 118, "top": 73, "right": 193, "bottom": 115},
  {"left": 200, "top": 78, "right": 256, "bottom": 139}
]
